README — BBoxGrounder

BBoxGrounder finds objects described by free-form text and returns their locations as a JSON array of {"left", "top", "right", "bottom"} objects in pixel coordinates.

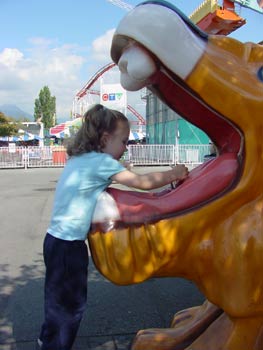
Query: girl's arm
[{"left": 111, "top": 164, "right": 188, "bottom": 190}]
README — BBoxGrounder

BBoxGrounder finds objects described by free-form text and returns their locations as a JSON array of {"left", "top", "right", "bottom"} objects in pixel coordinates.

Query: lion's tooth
[{"left": 118, "top": 44, "right": 157, "bottom": 91}]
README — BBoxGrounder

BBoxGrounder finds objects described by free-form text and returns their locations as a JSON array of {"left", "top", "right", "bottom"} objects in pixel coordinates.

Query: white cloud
[
  {"left": 91, "top": 29, "right": 115, "bottom": 64},
  {"left": 28, "top": 37, "right": 55, "bottom": 47},
  {"left": 0, "top": 48, "right": 24, "bottom": 68},
  {"left": 0, "top": 40, "right": 89, "bottom": 121},
  {"left": 0, "top": 29, "right": 145, "bottom": 124}
]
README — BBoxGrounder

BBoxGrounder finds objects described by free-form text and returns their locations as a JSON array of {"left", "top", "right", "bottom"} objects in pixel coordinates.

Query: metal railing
[
  {"left": 126, "top": 144, "right": 210, "bottom": 166},
  {"left": 0, "top": 144, "right": 210, "bottom": 169},
  {"left": 0, "top": 146, "right": 67, "bottom": 169},
  {"left": 0, "top": 146, "right": 26, "bottom": 169}
]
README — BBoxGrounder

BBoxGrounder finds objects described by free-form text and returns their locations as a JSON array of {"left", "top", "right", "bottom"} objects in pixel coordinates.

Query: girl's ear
[{"left": 100, "top": 132, "right": 109, "bottom": 149}]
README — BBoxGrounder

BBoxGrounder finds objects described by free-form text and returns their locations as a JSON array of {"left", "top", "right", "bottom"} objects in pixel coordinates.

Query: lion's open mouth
[
  {"left": 99, "top": 66, "right": 243, "bottom": 228},
  {"left": 101, "top": 1, "right": 245, "bottom": 229}
]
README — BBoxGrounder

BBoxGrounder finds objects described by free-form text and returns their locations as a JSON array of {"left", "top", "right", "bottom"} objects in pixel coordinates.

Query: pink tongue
[{"left": 108, "top": 153, "right": 239, "bottom": 224}]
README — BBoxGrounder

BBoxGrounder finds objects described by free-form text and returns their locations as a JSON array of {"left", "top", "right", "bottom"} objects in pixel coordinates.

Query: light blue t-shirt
[{"left": 47, "top": 151, "right": 125, "bottom": 241}]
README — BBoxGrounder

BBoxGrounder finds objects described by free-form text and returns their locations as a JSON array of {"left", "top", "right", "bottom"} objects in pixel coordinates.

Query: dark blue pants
[{"left": 39, "top": 233, "right": 89, "bottom": 350}]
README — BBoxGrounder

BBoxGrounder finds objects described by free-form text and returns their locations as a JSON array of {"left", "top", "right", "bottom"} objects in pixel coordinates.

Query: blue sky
[{"left": 0, "top": 0, "right": 262, "bottom": 122}]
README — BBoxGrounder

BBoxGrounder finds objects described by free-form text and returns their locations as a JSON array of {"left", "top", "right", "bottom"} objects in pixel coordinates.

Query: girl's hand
[
  {"left": 121, "top": 161, "right": 133, "bottom": 171},
  {"left": 172, "top": 164, "right": 189, "bottom": 181}
]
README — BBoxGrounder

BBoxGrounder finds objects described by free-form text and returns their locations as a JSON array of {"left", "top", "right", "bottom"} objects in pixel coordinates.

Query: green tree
[
  {"left": 0, "top": 112, "right": 19, "bottom": 137},
  {"left": 34, "top": 86, "right": 56, "bottom": 128}
]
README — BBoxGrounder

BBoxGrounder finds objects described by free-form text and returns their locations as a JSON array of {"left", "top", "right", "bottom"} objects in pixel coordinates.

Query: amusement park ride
[{"left": 71, "top": 0, "right": 262, "bottom": 127}]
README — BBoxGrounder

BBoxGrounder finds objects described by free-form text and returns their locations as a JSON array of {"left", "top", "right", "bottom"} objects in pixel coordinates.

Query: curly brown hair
[{"left": 67, "top": 104, "right": 129, "bottom": 157}]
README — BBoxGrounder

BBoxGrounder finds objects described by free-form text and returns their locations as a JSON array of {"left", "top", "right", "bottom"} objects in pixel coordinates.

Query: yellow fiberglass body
[{"left": 89, "top": 1, "right": 263, "bottom": 349}]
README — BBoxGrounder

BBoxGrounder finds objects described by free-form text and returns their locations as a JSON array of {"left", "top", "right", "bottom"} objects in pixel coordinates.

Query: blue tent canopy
[{"left": 0, "top": 133, "right": 42, "bottom": 142}]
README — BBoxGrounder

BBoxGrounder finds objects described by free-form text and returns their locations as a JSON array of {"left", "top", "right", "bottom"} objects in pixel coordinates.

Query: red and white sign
[
  {"left": 100, "top": 83, "right": 127, "bottom": 109},
  {"left": 102, "top": 93, "right": 108, "bottom": 101}
]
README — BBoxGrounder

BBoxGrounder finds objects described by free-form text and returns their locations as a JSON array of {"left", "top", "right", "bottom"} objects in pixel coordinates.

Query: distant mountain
[{"left": 0, "top": 104, "right": 33, "bottom": 121}]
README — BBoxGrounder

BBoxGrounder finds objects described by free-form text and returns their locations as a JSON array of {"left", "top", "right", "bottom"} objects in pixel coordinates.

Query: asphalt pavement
[{"left": 0, "top": 167, "right": 204, "bottom": 350}]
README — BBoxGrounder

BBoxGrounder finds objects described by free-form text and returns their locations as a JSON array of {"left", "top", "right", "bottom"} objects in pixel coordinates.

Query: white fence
[
  {"left": 126, "top": 144, "right": 210, "bottom": 166},
  {"left": 0, "top": 144, "right": 210, "bottom": 169},
  {"left": 0, "top": 146, "right": 66, "bottom": 169}
]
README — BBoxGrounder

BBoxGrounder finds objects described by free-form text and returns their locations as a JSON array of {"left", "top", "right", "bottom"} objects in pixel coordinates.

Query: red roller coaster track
[
  {"left": 74, "top": 62, "right": 146, "bottom": 125},
  {"left": 75, "top": 62, "right": 116, "bottom": 100}
]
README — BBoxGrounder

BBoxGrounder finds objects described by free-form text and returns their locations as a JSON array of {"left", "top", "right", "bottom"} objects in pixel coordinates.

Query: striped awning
[
  {"left": 49, "top": 123, "right": 66, "bottom": 135},
  {"left": 49, "top": 118, "right": 82, "bottom": 138}
]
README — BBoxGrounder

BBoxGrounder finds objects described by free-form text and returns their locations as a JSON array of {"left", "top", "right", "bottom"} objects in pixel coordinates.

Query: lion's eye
[{"left": 257, "top": 66, "right": 263, "bottom": 82}]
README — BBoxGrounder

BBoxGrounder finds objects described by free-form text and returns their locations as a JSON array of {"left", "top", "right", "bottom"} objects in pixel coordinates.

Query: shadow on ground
[{"left": 0, "top": 256, "right": 205, "bottom": 349}]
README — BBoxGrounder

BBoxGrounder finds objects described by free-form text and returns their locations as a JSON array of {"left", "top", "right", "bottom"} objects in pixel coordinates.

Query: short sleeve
[{"left": 97, "top": 154, "right": 126, "bottom": 181}]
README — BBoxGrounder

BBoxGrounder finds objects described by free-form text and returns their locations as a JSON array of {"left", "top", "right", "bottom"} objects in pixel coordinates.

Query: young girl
[{"left": 38, "top": 104, "right": 188, "bottom": 350}]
